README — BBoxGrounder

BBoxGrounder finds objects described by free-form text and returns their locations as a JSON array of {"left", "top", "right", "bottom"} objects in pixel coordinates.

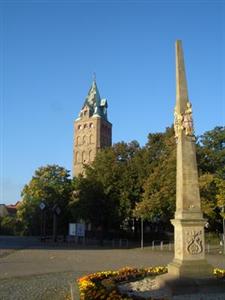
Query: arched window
[
  {"left": 84, "top": 123, "right": 87, "bottom": 129},
  {"left": 83, "top": 135, "right": 87, "bottom": 144},
  {"left": 89, "top": 123, "right": 94, "bottom": 128},
  {"left": 76, "top": 136, "right": 81, "bottom": 145},
  {"left": 89, "top": 134, "right": 93, "bottom": 144},
  {"left": 76, "top": 152, "right": 80, "bottom": 163}
]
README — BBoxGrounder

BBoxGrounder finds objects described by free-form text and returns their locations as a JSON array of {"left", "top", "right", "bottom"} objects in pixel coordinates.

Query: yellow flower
[{"left": 76, "top": 266, "right": 225, "bottom": 300}]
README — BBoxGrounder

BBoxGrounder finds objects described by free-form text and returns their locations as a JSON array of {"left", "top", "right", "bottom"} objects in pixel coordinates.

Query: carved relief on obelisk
[
  {"left": 185, "top": 230, "right": 203, "bottom": 255},
  {"left": 174, "top": 102, "right": 194, "bottom": 139}
]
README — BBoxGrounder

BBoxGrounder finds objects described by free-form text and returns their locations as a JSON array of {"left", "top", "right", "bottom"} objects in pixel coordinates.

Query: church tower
[{"left": 73, "top": 79, "right": 112, "bottom": 177}]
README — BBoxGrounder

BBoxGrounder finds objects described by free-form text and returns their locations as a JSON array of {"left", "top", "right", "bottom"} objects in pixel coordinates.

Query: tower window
[
  {"left": 78, "top": 125, "right": 82, "bottom": 130},
  {"left": 75, "top": 152, "right": 80, "bottom": 163},
  {"left": 84, "top": 124, "right": 87, "bottom": 129},
  {"left": 77, "top": 136, "right": 81, "bottom": 145},
  {"left": 83, "top": 135, "right": 87, "bottom": 144},
  {"left": 89, "top": 123, "right": 94, "bottom": 128}
]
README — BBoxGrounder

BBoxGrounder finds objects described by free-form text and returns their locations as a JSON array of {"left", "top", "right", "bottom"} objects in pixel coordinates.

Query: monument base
[
  {"left": 168, "top": 258, "right": 213, "bottom": 278},
  {"left": 156, "top": 261, "right": 225, "bottom": 296}
]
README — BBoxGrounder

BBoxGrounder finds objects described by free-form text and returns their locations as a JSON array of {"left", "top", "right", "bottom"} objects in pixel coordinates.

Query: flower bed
[
  {"left": 77, "top": 267, "right": 225, "bottom": 300},
  {"left": 77, "top": 266, "right": 167, "bottom": 300}
]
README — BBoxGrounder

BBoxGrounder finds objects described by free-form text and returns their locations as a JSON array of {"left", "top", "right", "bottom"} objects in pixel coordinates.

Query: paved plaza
[{"left": 0, "top": 236, "right": 224, "bottom": 300}]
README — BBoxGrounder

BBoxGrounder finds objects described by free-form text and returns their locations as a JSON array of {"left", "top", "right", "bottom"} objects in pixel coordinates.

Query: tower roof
[
  {"left": 77, "top": 79, "right": 108, "bottom": 121},
  {"left": 83, "top": 79, "right": 101, "bottom": 110}
]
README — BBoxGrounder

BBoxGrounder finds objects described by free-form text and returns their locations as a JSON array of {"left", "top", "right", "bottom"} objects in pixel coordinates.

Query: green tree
[
  {"left": 69, "top": 126, "right": 224, "bottom": 236},
  {"left": 70, "top": 141, "right": 146, "bottom": 234},
  {"left": 17, "top": 165, "right": 72, "bottom": 236},
  {"left": 199, "top": 173, "right": 218, "bottom": 230},
  {"left": 197, "top": 126, "right": 225, "bottom": 231},
  {"left": 70, "top": 176, "right": 120, "bottom": 239},
  {"left": 197, "top": 126, "right": 225, "bottom": 177},
  {"left": 135, "top": 127, "right": 176, "bottom": 224},
  {"left": 86, "top": 141, "right": 143, "bottom": 220},
  {"left": 215, "top": 177, "right": 225, "bottom": 225},
  {"left": 215, "top": 178, "right": 225, "bottom": 208},
  {"left": 0, "top": 215, "right": 22, "bottom": 235}
]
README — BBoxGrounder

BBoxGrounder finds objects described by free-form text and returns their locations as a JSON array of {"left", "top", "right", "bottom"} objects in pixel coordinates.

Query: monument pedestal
[
  {"left": 156, "top": 217, "right": 217, "bottom": 296},
  {"left": 157, "top": 274, "right": 225, "bottom": 296},
  {"left": 169, "top": 218, "right": 213, "bottom": 278},
  {"left": 168, "top": 258, "right": 213, "bottom": 278}
]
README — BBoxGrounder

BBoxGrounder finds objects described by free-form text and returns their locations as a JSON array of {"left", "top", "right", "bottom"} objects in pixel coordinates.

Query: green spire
[
  {"left": 83, "top": 79, "right": 101, "bottom": 110},
  {"left": 79, "top": 78, "right": 108, "bottom": 120}
]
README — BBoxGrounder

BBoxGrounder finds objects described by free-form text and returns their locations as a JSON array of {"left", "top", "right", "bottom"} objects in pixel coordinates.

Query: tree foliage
[
  {"left": 69, "top": 141, "right": 144, "bottom": 232},
  {"left": 17, "top": 165, "right": 72, "bottom": 235},
  {"left": 134, "top": 127, "right": 176, "bottom": 222},
  {"left": 15, "top": 126, "right": 224, "bottom": 236},
  {"left": 197, "top": 126, "right": 225, "bottom": 230},
  {"left": 0, "top": 215, "right": 23, "bottom": 235},
  {"left": 71, "top": 126, "right": 225, "bottom": 233},
  {"left": 197, "top": 126, "right": 225, "bottom": 177}
]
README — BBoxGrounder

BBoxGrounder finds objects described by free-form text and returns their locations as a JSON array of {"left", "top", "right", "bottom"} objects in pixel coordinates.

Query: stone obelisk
[
  {"left": 156, "top": 40, "right": 225, "bottom": 297},
  {"left": 157, "top": 41, "right": 213, "bottom": 295},
  {"left": 167, "top": 40, "right": 213, "bottom": 279}
]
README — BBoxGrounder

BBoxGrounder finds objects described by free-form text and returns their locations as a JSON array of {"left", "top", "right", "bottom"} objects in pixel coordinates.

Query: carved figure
[
  {"left": 174, "top": 109, "right": 183, "bottom": 138},
  {"left": 183, "top": 102, "right": 194, "bottom": 136}
]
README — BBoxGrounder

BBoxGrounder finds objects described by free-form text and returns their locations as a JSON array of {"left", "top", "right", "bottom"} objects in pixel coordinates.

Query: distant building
[
  {"left": 73, "top": 79, "right": 112, "bottom": 177},
  {"left": 0, "top": 201, "right": 20, "bottom": 217}
]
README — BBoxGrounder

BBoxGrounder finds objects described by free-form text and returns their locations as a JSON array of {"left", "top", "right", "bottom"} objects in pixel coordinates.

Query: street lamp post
[
  {"left": 141, "top": 217, "right": 143, "bottom": 249},
  {"left": 222, "top": 206, "right": 225, "bottom": 255},
  {"left": 39, "top": 202, "right": 46, "bottom": 239},
  {"left": 52, "top": 204, "right": 61, "bottom": 242}
]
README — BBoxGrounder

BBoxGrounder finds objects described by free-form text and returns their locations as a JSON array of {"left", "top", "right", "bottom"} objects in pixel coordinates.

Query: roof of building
[
  {"left": 83, "top": 80, "right": 101, "bottom": 110},
  {"left": 78, "top": 79, "right": 108, "bottom": 121},
  {"left": 0, "top": 201, "right": 20, "bottom": 217}
]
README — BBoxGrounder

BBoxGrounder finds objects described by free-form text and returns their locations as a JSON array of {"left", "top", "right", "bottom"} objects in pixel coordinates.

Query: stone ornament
[
  {"left": 174, "top": 109, "right": 183, "bottom": 138},
  {"left": 174, "top": 102, "right": 195, "bottom": 138},
  {"left": 186, "top": 230, "right": 203, "bottom": 255},
  {"left": 183, "top": 102, "right": 194, "bottom": 136}
]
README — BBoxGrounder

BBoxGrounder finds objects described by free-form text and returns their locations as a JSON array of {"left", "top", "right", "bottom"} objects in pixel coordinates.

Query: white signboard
[
  {"left": 69, "top": 223, "right": 76, "bottom": 236},
  {"left": 76, "top": 223, "right": 85, "bottom": 237},
  {"left": 69, "top": 223, "right": 85, "bottom": 237}
]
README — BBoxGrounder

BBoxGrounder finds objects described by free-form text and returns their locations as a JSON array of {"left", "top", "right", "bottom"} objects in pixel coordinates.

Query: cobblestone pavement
[
  {"left": 0, "top": 271, "right": 78, "bottom": 300},
  {"left": 0, "top": 237, "right": 224, "bottom": 300}
]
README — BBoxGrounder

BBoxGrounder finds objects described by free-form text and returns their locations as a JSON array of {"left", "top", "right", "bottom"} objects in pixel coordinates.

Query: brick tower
[{"left": 73, "top": 79, "right": 112, "bottom": 177}]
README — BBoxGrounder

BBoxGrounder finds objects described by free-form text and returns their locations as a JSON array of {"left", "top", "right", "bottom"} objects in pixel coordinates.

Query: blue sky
[{"left": 1, "top": 0, "right": 224, "bottom": 204}]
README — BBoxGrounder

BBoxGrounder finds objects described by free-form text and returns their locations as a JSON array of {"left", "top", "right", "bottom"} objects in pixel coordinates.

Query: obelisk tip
[{"left": 175, "top": 40, "right": 188, "bottom": 113}]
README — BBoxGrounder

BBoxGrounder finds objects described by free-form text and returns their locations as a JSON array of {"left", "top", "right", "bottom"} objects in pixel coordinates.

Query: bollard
[
  {"left": 169, "top": 243, "right": 172, "bottom": 251},
  {"left": 207, "top": 243, "right": 210, "bottom": 254},
  {"left": 160, "top": 241, "right": 163, "bottom": 251},
  {"left": 152, "top": 240, "right": 155, "bottom": 250},
  {"left": 70, "top": 283, "right": 75, "bottom": 300}
]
